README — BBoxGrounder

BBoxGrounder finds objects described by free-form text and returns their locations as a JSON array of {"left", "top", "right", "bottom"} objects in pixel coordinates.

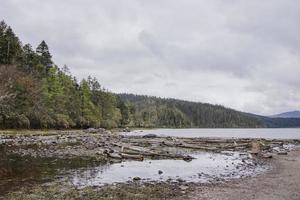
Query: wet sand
[{"left": 185, "top": 148, "right": 300, "bottom": 200}]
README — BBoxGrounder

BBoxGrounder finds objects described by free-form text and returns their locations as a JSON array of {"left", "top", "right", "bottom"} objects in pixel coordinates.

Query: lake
[{"left": 124, "top": 128, "right": 300, "bottom": 139}]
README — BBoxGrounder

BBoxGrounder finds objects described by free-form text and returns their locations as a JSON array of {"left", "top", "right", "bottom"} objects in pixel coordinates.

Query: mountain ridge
[
  {"left": 118, "top": 93, "right": 300, "bottom": 128},
  {"left": 270, "top": 111, "right": 300, "bottom": 118}
]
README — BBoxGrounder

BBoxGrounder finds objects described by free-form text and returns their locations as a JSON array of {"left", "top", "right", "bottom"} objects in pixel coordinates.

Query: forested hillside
[
  {"left": 1, "top": 20, "right": 299, "bottom": 129},
  {"left": 118, "top": 94, "right": 265, "bottom": 128},
  {"left": 0, "top": 20, "right": 126, "bottom": 129}
]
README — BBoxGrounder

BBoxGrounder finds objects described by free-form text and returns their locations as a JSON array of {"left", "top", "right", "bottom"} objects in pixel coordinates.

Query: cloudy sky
[{"left": 1, "top": 0, "right": 300, "bottom": 115}]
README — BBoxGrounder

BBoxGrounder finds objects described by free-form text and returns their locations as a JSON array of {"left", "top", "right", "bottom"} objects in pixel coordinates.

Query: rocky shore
[
  {"left": 1, "top": 129, "right": 298, "bottom": 161},
  {"left": 1, "top": 129, "right": 299, "bottom": 199}
]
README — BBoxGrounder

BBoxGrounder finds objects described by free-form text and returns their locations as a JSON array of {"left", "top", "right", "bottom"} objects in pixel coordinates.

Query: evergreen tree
[
  {"left": 0, "top": 21, "right": 22, "bottom": 65},
  {"left": 36, "top": 40, "right": 52, "bottom": 71}
]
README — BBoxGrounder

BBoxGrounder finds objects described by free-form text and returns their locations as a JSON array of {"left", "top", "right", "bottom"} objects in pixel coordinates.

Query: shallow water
[
  {"left": 0, "top": 151, "right": 104, "bottom": 195},
  {"left": 70, "top": 152, "right": 267, "bottom": 187},
  {"left": 0, "top": 149, "right": 267, "bottom": 195},
  {"left": 124, "top": 128, "right": 300, "bottom": 139}
]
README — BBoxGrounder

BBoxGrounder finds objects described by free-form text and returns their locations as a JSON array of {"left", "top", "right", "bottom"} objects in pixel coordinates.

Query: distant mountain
[{"left": 270, "top": 111, "right": 300, "bottom": 118}]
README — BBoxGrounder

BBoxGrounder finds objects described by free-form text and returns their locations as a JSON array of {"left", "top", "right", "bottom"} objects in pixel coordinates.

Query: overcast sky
[{"left": 1, "top": 0, "right": 300, "bottom": 115}]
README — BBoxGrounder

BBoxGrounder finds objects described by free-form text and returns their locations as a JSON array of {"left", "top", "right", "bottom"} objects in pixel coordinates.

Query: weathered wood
[{"left": 120, "top": 153, "right": 144, "bottom": 160}]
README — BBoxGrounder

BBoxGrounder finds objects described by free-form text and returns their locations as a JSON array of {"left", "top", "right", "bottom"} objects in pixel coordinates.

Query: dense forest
[
  {"left": 118, "top": 94, "right": 265, "bottom": 128},
  {"left": 0, "top": 20, "right": 299, "bottom": 129},
  {"left": 117, "top": 94, "right": 300, "bottom": 128},
  {"left": 0, "top": 20, "right": 125, "bottom": 129}
]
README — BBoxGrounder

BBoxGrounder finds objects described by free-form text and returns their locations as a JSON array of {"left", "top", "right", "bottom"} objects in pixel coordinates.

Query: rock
[
  {"left": 262, "top": 153, "right": 273, "bottom": 158},
  {"left": 142, "top": 134, "right": 158, "bottom": 138},
  {"left": 84, "top": 128, "right": 98, "bottom": 133},
  {"left": 183, "top": 155, "right": 194, "bottom": 162},
  {"left": 109, "top": 149, "right": 114, "bottom": 153},
  {"left": 277, "top": 151, "right": 288, "bottom": 155},
  {"left": 84, "top": 128, "right": 107, "bottom": 134},
  {"left": 179, "top": 186, "right": 188, "bottom": 190},
  {"left": 158, "top": 170, "right": 163, "bottom": 175},
  {"left": 133, "top": 177, "right": 141, "bottom": 181},
  {"left": 97, "top": 128, "right": 107, "bottom": 134},
  {"left": 176, "top": 178, "right": 185, "bottom": 183},
  {"left": 123, "top": 127, "right": 131, "bottom": 132}
]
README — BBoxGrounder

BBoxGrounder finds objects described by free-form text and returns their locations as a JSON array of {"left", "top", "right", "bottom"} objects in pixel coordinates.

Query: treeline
[
  {"left": 118, "top": 94, "right": 300, "bottom": 128},
  {"left": 117, "top": 94, "right": 265, "bottom": 128},
  {"left": 262, "top": 117, "right": 300, "bottom": 128},
  {"left": 0, "top": 20, "right": 130, "bottom": 129}
]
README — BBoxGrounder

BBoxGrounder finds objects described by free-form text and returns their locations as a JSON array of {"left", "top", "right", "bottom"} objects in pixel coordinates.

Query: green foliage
[
  {"left": 0, "top": 21, "right": 22, "bottom": 65},
  {"left": 36, "top": 40, "right": 53, "bottom": 71},
  {"left": 0, "top": 20, "right": 122, "bottom": 129},
  {"left": 118, "top": 94, "right": 265, "bottom": 128}
]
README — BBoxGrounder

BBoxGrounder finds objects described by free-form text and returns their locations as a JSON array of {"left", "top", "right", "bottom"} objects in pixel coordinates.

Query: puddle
[
  {"left": 70, "top": 152, "right": 268, "bottom": 187},
  {"left": 0, "top": 146, "right": 268, "bottom": 195}
]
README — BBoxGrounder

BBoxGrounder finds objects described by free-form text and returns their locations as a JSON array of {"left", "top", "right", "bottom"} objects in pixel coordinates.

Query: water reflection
[
  {"left": 0, "top": 146, "right": 268, "bottom": 196},
  {"left": 0, "top": 147, "right": 104, "bottom": 195},
  {"left": 71, "top": 152, "right": 267, "bottom": 187}
]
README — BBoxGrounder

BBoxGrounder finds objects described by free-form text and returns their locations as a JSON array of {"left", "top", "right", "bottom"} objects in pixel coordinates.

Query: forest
[
  {"left": 118, "top": 94, "right": 265, "bottom": 128},
  {"left": 0, "top": 20, "right": 299, "bottom": 129}
]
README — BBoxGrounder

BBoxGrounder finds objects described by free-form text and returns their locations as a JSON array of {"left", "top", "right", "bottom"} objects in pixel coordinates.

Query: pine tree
[
  {"left": 36, "top": 40, "right": 52, "bottom": 71},
  {"left": 0, "top": 21, "right": 22, "bottom": 64}
]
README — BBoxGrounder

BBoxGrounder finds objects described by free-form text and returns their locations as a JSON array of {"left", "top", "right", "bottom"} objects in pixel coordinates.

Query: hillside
[
  {"left": 118, "top": 93, "right": 265, "bottom": 128},
  {"left": 270, "top": 111, "right": 300, "bottom": 118},
  {"left": 118, "top": 94, "right": 300, "bottom": 128}
]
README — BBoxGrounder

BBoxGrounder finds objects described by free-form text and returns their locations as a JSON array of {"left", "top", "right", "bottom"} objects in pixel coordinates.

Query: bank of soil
[{"left": 185, "top": 148, "right": 300, "bottom": 200}]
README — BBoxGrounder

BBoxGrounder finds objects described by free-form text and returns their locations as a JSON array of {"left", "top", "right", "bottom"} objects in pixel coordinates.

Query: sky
[{"left": 1, "top": 0, "right": 300, "bottom": 115}]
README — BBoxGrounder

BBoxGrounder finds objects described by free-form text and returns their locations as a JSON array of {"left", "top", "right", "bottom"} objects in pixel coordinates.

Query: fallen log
[
  {"left": 120, "top": 153, "right": 144, "bottom": 161},
  {"left": 177, "top": 143, "right": 218, "bottom": 151}
]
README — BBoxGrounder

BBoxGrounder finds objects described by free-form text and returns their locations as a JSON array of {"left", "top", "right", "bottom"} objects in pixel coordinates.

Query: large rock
[
  {"left": 262, "top": 153, "right": 273, "bottom": 158},
  {"left": 133, "top": 177, "right": 141, "bottom": 181}
]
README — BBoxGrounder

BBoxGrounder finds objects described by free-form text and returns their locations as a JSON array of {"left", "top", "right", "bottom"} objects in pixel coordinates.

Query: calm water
[
  {"left": 71, "top": 151, "right": 266, "bottom": 187},
  {"left": 125, "top": 128, "right": 300, "bottom": 139},
  {"left": 0, "top": 150, "right": 267, "bottom": 195}
]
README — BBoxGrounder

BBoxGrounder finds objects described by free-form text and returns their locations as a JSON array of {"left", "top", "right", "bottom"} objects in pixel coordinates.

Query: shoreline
[
  {"left": 184, "top": 148, "right": 300, "bottom": 200},
  {"left": 1, "top": 130, "right": 300, "bottom": 199}
]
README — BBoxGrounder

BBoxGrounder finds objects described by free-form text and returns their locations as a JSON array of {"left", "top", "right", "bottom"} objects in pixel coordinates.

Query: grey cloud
[{"left": 1, "top": 0, "right": 300, "bottom": 115}]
